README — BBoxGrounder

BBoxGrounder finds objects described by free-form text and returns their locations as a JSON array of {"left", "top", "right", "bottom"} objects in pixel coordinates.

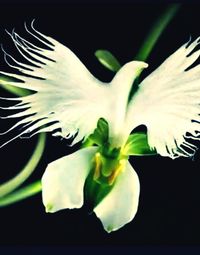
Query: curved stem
[
  {"left": 0, "top": 133, "right": 46, "bottom": 198},
  {"left": 0, "top": 180, "right": 42, "bottom": 207}
]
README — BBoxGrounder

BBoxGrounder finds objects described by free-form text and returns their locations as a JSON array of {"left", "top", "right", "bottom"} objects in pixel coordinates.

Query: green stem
[
  {"left": 0, "top": 84, "right": 30, "bottom": 97},
  {"left": 0, "top": 133, "right": 46, "bottom": 197},
  {"left": 135, "top": 4, "right": 181, "bottom": 62},
  {"left": 0, "top": 180, "right": 42, "bottom": 207},
  {"left": 0, "top": 76, "right": 31, "bottom": 97},
  {"left": 129, "top": 4, "right": 181, "bottom": 100}
]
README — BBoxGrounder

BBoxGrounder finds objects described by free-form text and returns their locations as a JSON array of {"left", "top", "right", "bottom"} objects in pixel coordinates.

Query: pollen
[{"left": 93, "top": 152, "right": 101, "bottom": 180}]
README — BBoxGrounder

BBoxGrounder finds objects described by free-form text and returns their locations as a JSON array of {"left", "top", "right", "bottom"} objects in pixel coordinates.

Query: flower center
[{"left": 93, "top": 152, "right": 127, "bottom": 186}]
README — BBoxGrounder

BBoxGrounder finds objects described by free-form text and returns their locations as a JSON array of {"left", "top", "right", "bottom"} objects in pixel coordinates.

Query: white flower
[
  {"left": 42, "top": 146, "right": 140, "bottom": 233},
  {"left": 0, "top": 22, "right": 200, "bottom": 232}
]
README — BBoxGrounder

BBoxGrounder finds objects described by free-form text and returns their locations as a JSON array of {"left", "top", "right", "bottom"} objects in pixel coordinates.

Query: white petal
[
  {"left": 108, "top": 61, "right": 148, "bottom": 145},
  {"left": 42, "top": 147, "right": 97, "bottom": 212},
  {"left": 94, "top": 161, "right": 140, "bottom": 233},
  {"left": 126, "top": 38, "right": 200, "bottom": 158},
  {"left": 0, "top": 23, "right": 111, "bottom": 147},
  {"left": 0, "top": 23, "right": 149, "bottom": 148}
]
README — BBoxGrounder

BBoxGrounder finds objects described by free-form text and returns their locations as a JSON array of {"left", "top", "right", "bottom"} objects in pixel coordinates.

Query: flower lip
[{"left": 94, "top": 161, "right": 140, "bottom": 233}]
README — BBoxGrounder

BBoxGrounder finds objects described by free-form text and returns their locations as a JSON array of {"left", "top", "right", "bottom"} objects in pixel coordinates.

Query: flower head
[{"left": 1, "top": 22, "right": 200, "bottom": 232}]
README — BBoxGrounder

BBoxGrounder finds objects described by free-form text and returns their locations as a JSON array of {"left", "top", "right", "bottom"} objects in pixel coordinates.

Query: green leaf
[
  {"left": 0, "top": 180, "right": 42, "bottom": 207},
  {"left": 123, "top": 132, "right": 157, "bottom": 156},
  {"left": 95, "top": 50, "right": 121, "bottom": 72}
]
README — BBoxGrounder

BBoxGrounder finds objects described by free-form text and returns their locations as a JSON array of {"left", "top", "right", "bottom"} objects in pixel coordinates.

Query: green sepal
[
  {"left": 95, "top": 50, "right": 121, "bottom": 72},
  {"left": 123, "top": 132, "right": 157, "bottom": 156}
]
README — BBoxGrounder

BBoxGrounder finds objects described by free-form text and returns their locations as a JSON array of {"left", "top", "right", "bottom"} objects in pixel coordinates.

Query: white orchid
[{"left": 0, "top": 22, "right": 200, "bottom": 233}]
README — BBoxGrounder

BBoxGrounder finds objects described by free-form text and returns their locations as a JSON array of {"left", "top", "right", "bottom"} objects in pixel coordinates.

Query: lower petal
[
  {"left": 42, "top": 147, "right": 97, "bottom": 213},
  {"left": 94, "top": 161, "right": 140, "bottom": 233}
]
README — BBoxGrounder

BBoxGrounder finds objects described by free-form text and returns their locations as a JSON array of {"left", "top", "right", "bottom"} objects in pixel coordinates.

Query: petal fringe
[
  {"left": 126, "top": 37, "right": 200, "bottom": 158},
  {"left": 0, "top": 21, "right": 109, "bottom": 147}
]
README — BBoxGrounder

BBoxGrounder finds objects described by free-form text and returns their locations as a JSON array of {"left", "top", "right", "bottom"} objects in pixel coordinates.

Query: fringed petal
[
  {"left": 126, "top": 38, "right": 200, "bottom": 158},
  {"left": 0, "top": 22, "right": 110, "bottom": 146}
]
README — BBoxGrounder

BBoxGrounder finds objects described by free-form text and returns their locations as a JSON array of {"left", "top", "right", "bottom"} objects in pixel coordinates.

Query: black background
[{"left": 0, "top": 0, "right": 200, "bottom": 252}]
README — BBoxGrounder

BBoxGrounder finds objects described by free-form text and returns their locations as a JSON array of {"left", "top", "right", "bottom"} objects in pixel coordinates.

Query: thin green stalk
[
  {"left": 129, "top": 4, "right": 181, "bottom": 99},
  {"left": 0, "top": 133, "right": 46, "bottom": 197},
  {"left": 0, "top": 84, "right": 30, "bottom": 97},
  {"left": 135, "top": 4, "right": 181, "bottom": 62},
  {"left": 0, "top": 180, "right": 42, "bottom": 207},
  {"left": 0, "top": 76, "right": 31, "bottom": 97}
]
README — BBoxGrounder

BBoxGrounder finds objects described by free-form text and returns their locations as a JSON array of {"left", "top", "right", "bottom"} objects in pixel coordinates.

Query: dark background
[{"left": 0, "top": 0, "right": 200, "bottom": 250}]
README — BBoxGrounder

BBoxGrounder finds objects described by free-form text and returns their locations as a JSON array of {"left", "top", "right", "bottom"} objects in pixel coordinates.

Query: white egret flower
[{"left": 0, "top": 22, "right": 200, "bottom": 232}]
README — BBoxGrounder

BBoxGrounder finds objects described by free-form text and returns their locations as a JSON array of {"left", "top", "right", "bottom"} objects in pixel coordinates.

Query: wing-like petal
[
  {"left": 126, "top": 38, "right": 200, "bottom": 158},
  {"left": 42, "top": 147, "right": 97, "bottom": 212},
  {"left": 94, "top": 161, "right": 140, "bottom": 233},
  {"left": 0, "top": 22, "right": 109, "bottom": 146}
]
